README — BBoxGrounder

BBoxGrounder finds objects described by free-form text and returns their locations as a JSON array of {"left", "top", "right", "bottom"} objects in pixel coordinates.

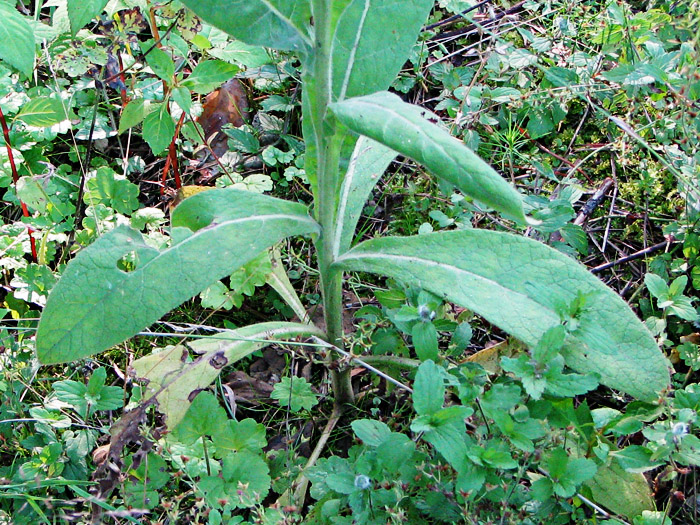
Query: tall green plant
[{"left": 37, "top": 0, "right": 669, "bottom": 425}]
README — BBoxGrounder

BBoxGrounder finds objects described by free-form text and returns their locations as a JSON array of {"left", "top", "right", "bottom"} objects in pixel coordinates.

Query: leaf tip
[{"left": 525, "top": 215, "right": 542, "bottom": 227}]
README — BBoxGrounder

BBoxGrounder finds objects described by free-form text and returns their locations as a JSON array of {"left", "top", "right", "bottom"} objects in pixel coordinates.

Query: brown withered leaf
[
  {"left": 223, "top": 370, "right": 274, "bottom": 406},
  {"left": 90, "top": 404, "right": 153, "bottom": 523},
  {"left": 198, "top": 79, "right": 249, "bottom": 158},
  {"left": 465, "top": 338, "right": 526, "bottom": 374},
  {"left": 681, "top": 333, "right": 700, "bottom": 345}
]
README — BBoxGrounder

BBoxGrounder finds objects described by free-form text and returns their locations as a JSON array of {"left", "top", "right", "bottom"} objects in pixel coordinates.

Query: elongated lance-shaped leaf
[
  {"left": 179, "top": 0, "right": 311, "bottom": 52},
  {"left": 330, "top": 0, "right": 432, "bottom": 99},
  {"left": 132, "top": 322, "right": 325, "bottom": 428},
  {"left": 330, "top": 92, "right": 529, "bottom": 225},
  {"left": 332, "top": 230, "right": 670, "bottom": 401},
  {"left": 267, "top": 248, "right": 310, "bottom": 323},
  {"left": 36, "top": 189, "right": 319, "bottom": 364},
  {"left": 333, "top": 136, "right": 397, "bottom": 257}
]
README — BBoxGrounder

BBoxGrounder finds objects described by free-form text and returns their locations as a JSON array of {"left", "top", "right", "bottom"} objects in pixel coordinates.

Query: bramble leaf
[{"left": 142, "top": 103, "right": 175, "bottom": 155}]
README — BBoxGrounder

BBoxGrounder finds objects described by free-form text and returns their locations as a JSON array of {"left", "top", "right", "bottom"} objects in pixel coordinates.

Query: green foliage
[
  {"left": 271, "top": 376, "right": 319, "bottom": 412},
  {"left": 67, "top": 0, "right": 110, "bottom": 35},
  {"left": 52, "top": 367, "right": 123, "bottom": 419},
  {"left": 36, "top": 190, "right": 319, "bottom": 363},
  {"left": 330, "top": 91, "right": 528, "bottom": 223},
  {"left": 142, "top": 102, "right": 175, "bottom": 154},
  {"left": 334, "top": 230, "right": 668, "bottom": 399},
  {"left": 645, "top": 272, "right": 698, "bottom": 321},
  {"left": 181, "top": 60, "right": 240, "bottom": 94},
  {"left": 15, "top": 97, "right": 72, "bottom": 127},
  {"left": 0, "top": 0, "right": 698, "bottom": 522},
  {"left": 0, "top": 3, "right": 35, "bottom": 77}
]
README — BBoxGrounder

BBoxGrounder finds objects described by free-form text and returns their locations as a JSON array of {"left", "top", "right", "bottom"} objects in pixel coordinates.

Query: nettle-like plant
[{"left": 37, "top": 2, "right": 669, "bottom": 428}]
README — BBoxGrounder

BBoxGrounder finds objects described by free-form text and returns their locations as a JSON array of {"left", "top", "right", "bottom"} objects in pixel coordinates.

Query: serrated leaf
[
  {"left": 423, "top": 421, "right": 468, "bottom": 470},
  {"left": 145, "top": 46, "right": 174, "bottom": 83},
  {"left": 36, "top": 188, "right": 320, "bottom": 364},
  {"left": 586, "top": 459, "right": 655, "bottom": 519},
  {"left": 645, "top": 273, "right": 668, "bottom": 299},
  {"left": 333, "top": 230, "right": 670, "bottom": 401},
  {"left": 544, "top": 66, "right": 579, "bottom": 87},
  {"left": 67, "top": 0, "right": 109, "bottom": 34},
  {"left": 199, "top": 450, "right": 270, "bottom": 509},
  {"left": 53, "top": 367, "right": 123, "bottom": 417},
  {"left": 132, "top": 322, "right": 324, "bottom": 429},
  {"left": 16, "top": 97, "right": 70, "bottom": 127},
  {"left": 222, "top": 451, "right": 270, "bottom": 506},
  {"left": 181, "top": 60, "right": 240, "bottom": 94},
  {"left": 15, "top": 177, "right": 49, "bottom": 213},
  {"left": 208, "top": 41, "right": 272, "bottom": 68},
  {"left": 330, "top": 92, "right": 528, "bottom": 224},
  {"left": 171, "top": 87, "right": 191, "bottom": 114},
  {"left": 377, "top": 433, "right": 415, "bottom": 473},
  {"left": 83, "top": 167, "right": 140, "bottom": 214},
  {"left": 0, "top": 4, "right": 35, "bottom": 77},
  {"left": 179, "top": 0, "right": 312, "bottom": 52},
  {"left": 351, "top": 419, "right": 392, "bottom": 447},
  {"left": 271, "top": 376, "right": 318, "bottom": 412},
  {"left": 527, "top": 107, "right": 554, "bottom": 138},
  {"left": 412, "top": 321, "right": 439, "bottom": 361},
  {"left": 213, "top": 419, "right": 267, "bottom": 455},
  {"left": 118, "top": 98, "right": 147, "bottom": 134},
  {"left": 142, "top": 103, "right": 175, "bottom": 155},
  {"left": 172, "top": 391, "right": 227, "bottom": 445},
  {"left": 200, "top": 281, "right": 236, "bottom": 310}
]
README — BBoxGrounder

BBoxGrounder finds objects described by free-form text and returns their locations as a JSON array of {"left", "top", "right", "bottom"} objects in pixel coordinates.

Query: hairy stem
[{"left": 309, "top": 0, "right": 354, "bottom": 407}]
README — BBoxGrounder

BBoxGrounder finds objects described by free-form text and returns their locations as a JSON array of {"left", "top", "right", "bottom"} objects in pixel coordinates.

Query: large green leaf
[
  {"left": 332, "top": 230, "right": 670, "bottom": 400},
  {"left": 36, "top": 189, "right": 319, "bottom": 364},
  {"left": 181, "top": 60, "right": 240, "bottom": 94},
  {"left": 330, "top": 92, "right": 529, "bottom": 224},
  {"left": 0, "top": 4, "right": 35, "bottom": 78},
  {"left": 67, "top": 0, "right": 109, "bottom": 34},
  {"left": 179, "top": 0, "right": 311, "bottom": 52},
  {"left": 333, "top": 136, "right": 397, "bottom": 257},
  {"left": 586, "top": 458, "right": 655, "bottom": 519},
  {"left": 142, "top": 103, "right": 175, "bottom": 155},
  {"left": 132, "top": 322, "right": 325, "bottom": 428},
  {"left": 330, "top": 0, "right": 432, "bottom": 99},
  {"left": 15, "top": 97, "right": 72, "bottom": 127}
]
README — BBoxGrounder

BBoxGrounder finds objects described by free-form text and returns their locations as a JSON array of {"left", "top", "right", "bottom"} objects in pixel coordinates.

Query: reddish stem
[
  {"left": 0, "top": 106, "right": 37, "bottom": 262},
  {"left": 160, "top": 112, "right": 185, "bottom": 195}
]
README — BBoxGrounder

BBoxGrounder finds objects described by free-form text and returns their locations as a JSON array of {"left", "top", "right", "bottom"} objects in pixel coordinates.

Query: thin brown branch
[{"left": 590, "top": 237, "right": 678, "bottom": 274}]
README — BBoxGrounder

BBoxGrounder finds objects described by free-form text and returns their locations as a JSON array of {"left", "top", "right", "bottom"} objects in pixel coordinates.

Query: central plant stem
[{"left": 309, "top": 0, "right": 354, "bottom": 407}]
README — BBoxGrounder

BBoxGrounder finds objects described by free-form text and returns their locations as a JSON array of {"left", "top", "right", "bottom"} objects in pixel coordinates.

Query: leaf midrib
[
  {"left": 42, "top": 213, "right": 319, "bottom": 355},
  {"left": 335, "top": 251, "right": 552, "bottom": 318}
]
